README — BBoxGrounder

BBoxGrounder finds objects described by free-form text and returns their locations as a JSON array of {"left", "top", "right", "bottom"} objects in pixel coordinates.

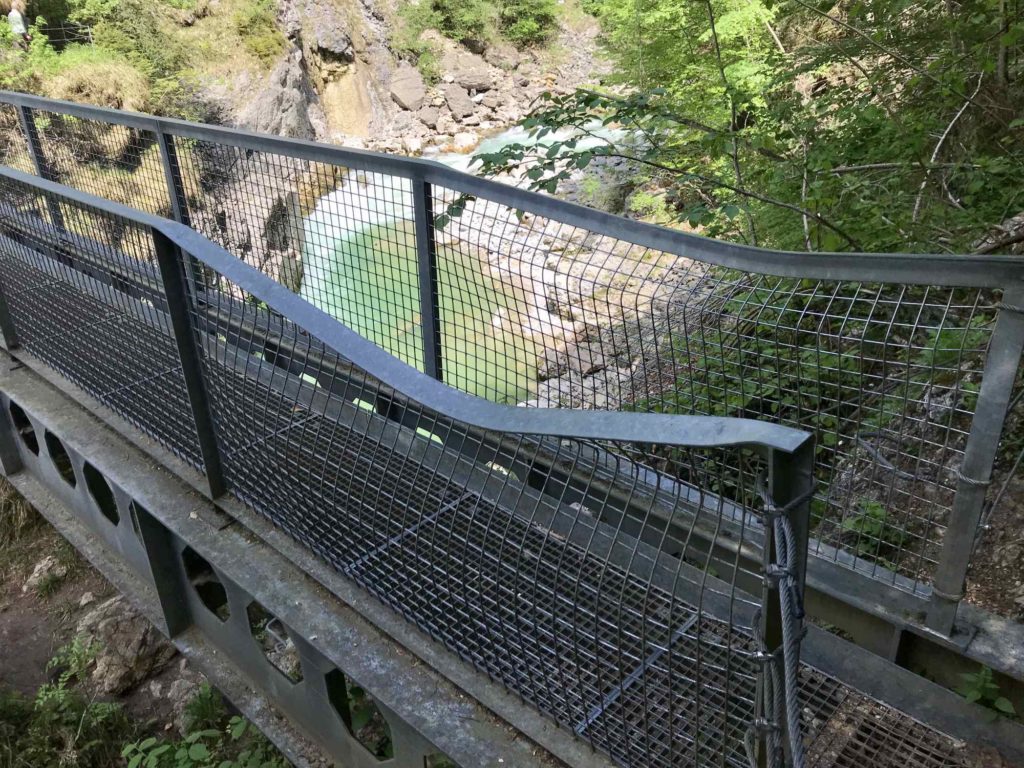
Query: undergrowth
[{"left": 0, "top": 639, "right": 290, "bottom": 768}]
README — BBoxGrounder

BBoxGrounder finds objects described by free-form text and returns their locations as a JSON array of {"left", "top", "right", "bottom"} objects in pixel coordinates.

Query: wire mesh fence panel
[
  {"left": 0, "top": 104, "right": 35, "bottom": 175},
  {"left": 800, "top": 668, "right": 978, "bottom": 768},
  {"left": 0, "top": 95, "right": 1015, "bottom": 600},
  {"left": 180, "top": 250, "right": 795, "bottom": 768},
  {"left": 0, "top": 176, "right": 203, "bottom": 466},
  {"left": 431, "top": 186, "right": 995, "bottom": 593},
  {"left": 169, "top": 138, "right": 426, "bottom": 368},
  {"left": 30, "top": 109, "right": 171, "bottom": 218}
]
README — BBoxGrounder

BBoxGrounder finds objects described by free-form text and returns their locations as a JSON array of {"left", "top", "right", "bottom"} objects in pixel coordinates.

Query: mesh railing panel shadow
[
  {"left": 428, "top": 186, "right": 996, "bottom": 595},
  {"left": 0, "top": 104, "right": 35, "bottom": 175},
  {"left": 0, "top": 172, "right": 817, "bottom": 768},
  {"left": 31, "top": 109, "right": 172, "bottom": 217},
  {"left": 170, "top": 138, "right": 425, "bottom": 367}
]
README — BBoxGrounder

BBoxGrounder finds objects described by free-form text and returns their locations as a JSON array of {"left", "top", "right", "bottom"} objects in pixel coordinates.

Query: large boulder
[
  {"left": 442, "top": 83, "right": 475, "bottom": 119},
  {"left": 77, "top": 596, "right": 177, "bottom": 694},
  {"left": 417, "top": 105, "right": 440, "bottom": 129},
  {"left": 483, "top": 41, "right": 520, "bottom": 70},
  {"left": 452, "top": 131, "right": 479, "bottom": 152},
  {"left": 390, "top": 62, "right": 426, "bottom": 111},
  {"left": 441, "top": 48, "right": 493, "bottom": 92}
]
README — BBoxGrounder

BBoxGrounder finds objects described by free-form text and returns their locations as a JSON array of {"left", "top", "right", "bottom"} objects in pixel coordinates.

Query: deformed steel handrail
[
  {"left": 2, "top": 89, "right": 1023, "bottom": 285},
  {"left": 0, "top": 164, "right": 812, "bottom": 456}
]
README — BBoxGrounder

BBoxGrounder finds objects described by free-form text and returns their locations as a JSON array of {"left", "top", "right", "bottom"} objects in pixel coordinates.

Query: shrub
[
  {"left": 233, "top": 0, "right": 286, "bottom": 66},
  {"left": 498, "top": 0, "right": 558, "bottom": 46},
  {"left": 397, "top": 0, "right": 496, "bottom": 49},
  {"left": 43, "top": 45, "right": 150, "bottom": 111}
]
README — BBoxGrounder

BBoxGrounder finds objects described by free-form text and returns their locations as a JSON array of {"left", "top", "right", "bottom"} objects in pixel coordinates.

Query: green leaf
[
  {"left": 189, "top": 742, "right": 211, "bottom": 761},
  {"left": 993, "top": 697, "right": 1016, "bottom": 715}
]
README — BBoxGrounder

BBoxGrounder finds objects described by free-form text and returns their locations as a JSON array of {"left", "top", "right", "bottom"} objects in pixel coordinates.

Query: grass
[
  {"left": 0, "top": 478, "right": 37, "bottom": 551},
  {"left": 232, "top": 0, "right": 286, "bottom": 66}
]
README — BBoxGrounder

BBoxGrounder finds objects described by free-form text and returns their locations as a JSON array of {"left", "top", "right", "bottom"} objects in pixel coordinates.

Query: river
[{"left": 299, "top": 124, "right": 623, "bottom": 403}]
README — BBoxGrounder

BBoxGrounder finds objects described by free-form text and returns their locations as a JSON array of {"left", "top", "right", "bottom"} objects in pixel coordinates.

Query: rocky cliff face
[
  {"left": 228, "top": 0, "right": 395, "bottom": 141},
  {"left": 223, "top": 0, "right": 605, "bottom": 154}
]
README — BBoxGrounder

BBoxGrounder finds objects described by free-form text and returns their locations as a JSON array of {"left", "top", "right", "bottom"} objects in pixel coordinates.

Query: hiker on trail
[{"left": 7, "top": 1, "right": 31, "bottom": 51}]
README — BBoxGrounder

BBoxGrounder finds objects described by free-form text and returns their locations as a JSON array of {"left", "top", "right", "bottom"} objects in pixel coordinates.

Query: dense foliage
[
  {"left": 0, "top": 639, "right": 289, "bottom": 768},
  {"left": 479, "top": 0, "right": 1024, "bottom": 254},
  {"left": 396, "top": 0, "right": 560, "bottom": 62},
  {"left": 0, "top": 0, "right": 276, "bottom": 118}
]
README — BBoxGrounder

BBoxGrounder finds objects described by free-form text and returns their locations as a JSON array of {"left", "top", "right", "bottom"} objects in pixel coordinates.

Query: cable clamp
[
  {"left": 997, "top": 301, "right": 1024, "bottom": 315},
  {"left": 956, "top": 470, "right": 992, "bottom": 488},
  {"left": 760, "top": 485, "right": 817, "bottom": 522}
]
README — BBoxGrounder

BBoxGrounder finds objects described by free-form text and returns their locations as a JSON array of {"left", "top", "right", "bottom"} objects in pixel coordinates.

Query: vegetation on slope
[
  {"left": 0, "top": 0, "right": 284, "bottom": 118},
  {"left": 479, "top": 0, "right": 1024, "bottom": 255}
]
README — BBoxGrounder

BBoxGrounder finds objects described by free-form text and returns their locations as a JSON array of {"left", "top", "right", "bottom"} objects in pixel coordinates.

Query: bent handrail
[
  {"left": 0, "top": 164, "right": 812, "bottom": 456},
  {"left": 2, "top": 90, "right": 1023, "bottom": 286}
]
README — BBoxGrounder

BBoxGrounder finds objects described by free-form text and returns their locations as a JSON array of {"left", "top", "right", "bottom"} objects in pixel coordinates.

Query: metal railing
[
  {"left": 0, "top": 165, "right": 815, "bottom": 768},
  {"left": 0, "top": 91, "right": 1022, "bottom": 637}
]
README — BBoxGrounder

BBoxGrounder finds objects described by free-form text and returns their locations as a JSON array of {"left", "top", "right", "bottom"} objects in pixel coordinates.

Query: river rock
[
  {"left": 390, "top": 62, "right": 426, "bottom": 111},
  {"left": 453, "top": 131, "right": 479, "bottom": 152},
  {"left": 484, "top": 41, "right": 520, "bottom": 70},
  {"left": 77, "top": 595, "right": 177, "bottom": 694},
  {"left": 436, "top": 113, "right": 458, "bottom": 135},
  {"left": 403, "top": 135, "right": 424, "bottom": 155},
  {"left": 442, "top": 83, "right": 475, "bottom": 118},
  {"left": 417, "top": 105, "right": 439, "bottom": 128},
  {"left": 441, "top": 48, "right": 493, "bottom": 92}
]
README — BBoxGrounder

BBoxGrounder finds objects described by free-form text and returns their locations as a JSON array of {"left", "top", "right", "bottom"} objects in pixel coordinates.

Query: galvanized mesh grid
[
  {"left": 0, "top": 97, "right": 1010, "bottom": 598},
  {"left": 184, "top": 256, "right": 779, "bottom": 767},
  {"left": 801, "top": 668, "right": 977, "bottom": 768},
  {"left": 169, "top": 138, "right": 425, "bottom": 367},
  {"left": 30, "top": 110, "right": 171, "bottom": 217},
  {"left": 0, "top": 168, "right": 994, "bottom": 768},
  {"left": 0, "top": 178, "right": 203, "bottom": 466},
  {"left": 429, "top": 186, "right": 994, "bottom": 592},
  {"left": 0, "top": 104, "right": 34, "bottom": 175}
]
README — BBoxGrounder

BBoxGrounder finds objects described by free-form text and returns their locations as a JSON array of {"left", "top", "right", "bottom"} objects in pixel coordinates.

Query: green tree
[{"left": 476, "top": 0, "right": 1024, "bottom": 254}]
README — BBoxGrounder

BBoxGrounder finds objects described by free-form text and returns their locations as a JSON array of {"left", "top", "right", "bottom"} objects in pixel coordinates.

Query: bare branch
[{"left": 912, "top": 73, "right": 984, "bottom": 222}]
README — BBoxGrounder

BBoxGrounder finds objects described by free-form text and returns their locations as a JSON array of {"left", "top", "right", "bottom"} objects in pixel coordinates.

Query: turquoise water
[
  {"left": 300, "top": 173, "right": 537, "bottom": 402},
  {"left": 299, "top": 125, "right": 625, "bottom": 402}
]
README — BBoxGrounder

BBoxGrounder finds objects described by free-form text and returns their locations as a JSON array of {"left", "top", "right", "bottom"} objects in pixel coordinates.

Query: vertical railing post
[
  {"left": 758, "top": 438, "right": 814, "bottom": 767},
  {"left": 151, "top": 227, "right": 225, "bottom": 499},
  {"left": 16, "top": 104, "right": 65, "bottom": 230},
  {"left": 153, "top": 122, "right": 191, "bottom": 227},
  {"left": 412, "top": 173, "right": 444, "bottom": 382},
  {"left": 927, "top": 282, "right": 1024, "bottom": 634}
]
